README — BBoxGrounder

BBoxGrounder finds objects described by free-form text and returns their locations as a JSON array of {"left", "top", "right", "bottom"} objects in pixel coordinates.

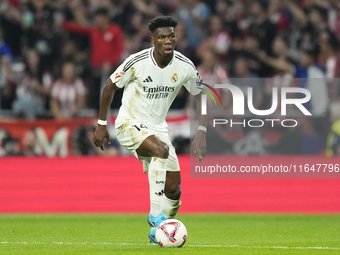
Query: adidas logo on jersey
[{"left": 143, "top": 76, "right": 153, "bottom": 82}]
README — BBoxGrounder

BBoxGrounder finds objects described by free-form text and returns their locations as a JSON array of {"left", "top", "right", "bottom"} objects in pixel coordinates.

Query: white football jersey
[{"left": 110, "top": 47, "right": 202, "bottom": 131}]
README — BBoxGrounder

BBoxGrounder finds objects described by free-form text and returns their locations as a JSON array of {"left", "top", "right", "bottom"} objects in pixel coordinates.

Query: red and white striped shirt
[{"left": 51, "top": 78, "right": 86, "bottom": 117}]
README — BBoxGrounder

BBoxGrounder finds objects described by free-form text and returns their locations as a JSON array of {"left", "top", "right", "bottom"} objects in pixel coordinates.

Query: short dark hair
[
  {"left": 148, "top": 16, "right": 178, "bottom": 33},
  {"left": 94, "top": 8, "right": 109, "bottom": 17}
]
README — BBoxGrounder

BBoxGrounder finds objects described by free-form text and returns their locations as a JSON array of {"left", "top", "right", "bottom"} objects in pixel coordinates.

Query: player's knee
[
  {"left": 165, "top": 184, "right": 181, "bottom": 200},
  {"left": 155, "top": 142, "right": 169, "bottom": 159}
]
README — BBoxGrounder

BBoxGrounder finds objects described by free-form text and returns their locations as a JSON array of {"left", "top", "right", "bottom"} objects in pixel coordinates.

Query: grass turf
[{"left": 0, "top": 214, "right": 340, "bottom": 255}]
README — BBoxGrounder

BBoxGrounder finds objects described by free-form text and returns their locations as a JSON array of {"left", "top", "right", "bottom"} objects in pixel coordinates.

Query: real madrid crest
[{"left": 171, "top": 73, "right": 178, "bottom": 83}]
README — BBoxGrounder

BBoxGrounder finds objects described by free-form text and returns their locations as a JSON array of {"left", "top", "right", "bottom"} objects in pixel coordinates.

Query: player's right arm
[
  {"left": 93, "top": 78, "right": 118, "bottom": 150},
  {"left": 93, "top": 52, "right": 135, "bottom": 150}
]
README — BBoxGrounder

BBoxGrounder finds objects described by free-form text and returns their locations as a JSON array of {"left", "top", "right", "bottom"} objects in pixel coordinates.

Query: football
[{"left": 155, "top": 219, "right": 188, "bottom": 248}]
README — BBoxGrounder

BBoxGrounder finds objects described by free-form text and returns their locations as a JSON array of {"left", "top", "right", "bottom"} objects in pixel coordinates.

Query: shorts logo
[
  {"left": 171, "top": 73, "right": 178, "bottom": 83},
  {"left": 142, "top": 130, "right": 148, "bottom": 135}
]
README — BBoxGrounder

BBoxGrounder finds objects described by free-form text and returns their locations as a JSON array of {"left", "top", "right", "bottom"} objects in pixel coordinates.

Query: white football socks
[
  {"left": 161, "top": 194, "right": 181, "bottom": 219},
  {"left": 148, "top": 157, "right": 167, "bottom": 217}
]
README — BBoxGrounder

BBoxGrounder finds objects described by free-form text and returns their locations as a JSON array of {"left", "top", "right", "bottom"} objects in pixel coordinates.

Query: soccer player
[{"left": 93, "top": 16, "right": 207, "bottom": 243}]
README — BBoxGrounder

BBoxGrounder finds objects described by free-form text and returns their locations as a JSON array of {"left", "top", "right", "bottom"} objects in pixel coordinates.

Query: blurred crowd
[{"left": 1, "top": 0, "right": 340, "bottom": 156}]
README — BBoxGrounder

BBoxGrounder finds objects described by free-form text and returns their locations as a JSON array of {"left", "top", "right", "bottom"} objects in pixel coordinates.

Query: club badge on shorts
[
  {"left": 142, "top": 130, "right": 148, "bottom": 135},
  {"left": 171, "top": 73, "right": 178, "bottom": 83}
]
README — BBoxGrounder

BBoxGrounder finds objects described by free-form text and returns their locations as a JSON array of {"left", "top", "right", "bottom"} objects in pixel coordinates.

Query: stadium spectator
[
  {"left": 260, "top": 35, "right": 295, "bottom": 78},
  {"left": 0, "top": 52, "right": 16, "bottom": 110},
  {"left": 317, "top": 29, "right": 339, "bottom": 100},
  {"left": 248, "top": 0, "right": 277, "bottom": 55},
  {"left": 214, "top": 0, "right": 230, "bottom": 21},
  {"left": 12, "top": 49, "right": 53, "bottom": 119},
  {"left": 285, "top": 0, "right": 308, "bottom": 27},
  {"left": 327, "top": 0, "right": 340, "bottom": 38},
  {"left": 197, "top": 49, "right": 230, "bottom": 117},
  {"left": 0, "top": 28, "right": 14, "bottom": 61},
  {"left": 173, "top": 22, "right": 195, "bottom": 61},
  {"left": 226, "top": 0, "right": 250, "bottom": 38},
  {"left": 293, "top": 5, "right": 327, "bottom": 53},
  {"left": 16, "top": 129, "right": 40, "bottom": 157},
  {"left": 176, "top": 0, "right": 211, "bottom": 49},
  {"left": 307, "top": 5, "right": 329, "bottom": 41},
  {"left": 259, "top": 45, "right": 330, "bottom": 147},
  {"left": 125, "top": 12, "right": 151, "bottom": 54},
  {"left": 62, "top": 7, "right": 124, "bottom": 108},
  {"left": 89, "top": 0, "right": 118, "bottom": 19},
  {"left": 204, "top": 15, "right": 231, "bottom": 61},
  {"left": 317, "top": 30, "right": 339, "bottom": 79},
  {"left": 272, "top": 35, "right": 294, "bottom": 66},
  {"left": 26, "top": 16, "right": 61, "bottom": 73},
  {"left": 50, "top": 62, "right": 86, "bottom": 119},
  {"left": 0, "top": 0, "right": 25, "bottom": 57},
  {"left": 268, "top": 0, "right": 291, "bottom": 32},
  {"left": 110, "top": 0, "right": 138, "bottom": 31},
  {"left": 0, "top": 131, "right": 20, "bottom": 156},
  {"left": 24, "top": 0, "right": 55, "bottom": 29},
  {"left": 261, "top": 35, "right": 295, "bottom": 117},
  {"left": 131, "top": 0, "right": 162, "bottom": 18},
  {"left": 242, "top": 34, "right": 273, "bottom": 77},
  {"left": 62, "top": 7, "right": 124, "bottom": 70},
  {"left": 268, "top": 0, "right": 308, "bottom": 34},
  {"left": 197, "top": 49, "right": 229, "bottom": 82},
  {"left": 230, "top": 57, "right": 263, "bottom": 112},
  {"left": 60, "top": 39, "right": 88, "bottom": 78},
  {"left": 259, "top": 48, "right": 329, "bottom": 118}
]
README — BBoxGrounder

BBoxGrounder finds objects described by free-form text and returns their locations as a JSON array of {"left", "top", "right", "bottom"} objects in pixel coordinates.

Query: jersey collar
[{"left": 150, "top": 47, "right": 175, "bottom": 68}]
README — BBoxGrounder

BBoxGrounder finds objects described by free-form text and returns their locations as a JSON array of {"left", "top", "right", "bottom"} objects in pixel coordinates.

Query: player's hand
[
  {"left": 192, "top": 130, "right": 206, "bottom": 163},
  {"left": 93, "top": 125, "right": 111, "bottom": 151}
]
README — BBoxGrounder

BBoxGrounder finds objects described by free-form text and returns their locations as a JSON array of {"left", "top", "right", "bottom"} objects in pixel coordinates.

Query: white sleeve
[
  {"left": 183, "top": 65, "right": 203, "bottom": 96},
  {"left": 109, "top": 57, "right": 134, "bottom": 88}
]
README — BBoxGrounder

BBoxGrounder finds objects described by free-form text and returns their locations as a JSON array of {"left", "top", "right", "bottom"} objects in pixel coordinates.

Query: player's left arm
[
  {"left": 192, "top": 92, "right": 207, "bottom": 163},
  {"left": 183, "top": 62, "right": 207, "bottom": 162}
]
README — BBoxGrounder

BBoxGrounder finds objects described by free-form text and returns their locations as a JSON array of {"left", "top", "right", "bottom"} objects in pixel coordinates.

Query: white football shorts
[{"left": 115, "top": 120, "right": 180, "bottom": 172}]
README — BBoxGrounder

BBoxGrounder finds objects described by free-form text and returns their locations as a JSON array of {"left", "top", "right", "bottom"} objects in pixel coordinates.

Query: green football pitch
[{"left": 1, "top": 214, "right": 340, "bottom": 255}]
